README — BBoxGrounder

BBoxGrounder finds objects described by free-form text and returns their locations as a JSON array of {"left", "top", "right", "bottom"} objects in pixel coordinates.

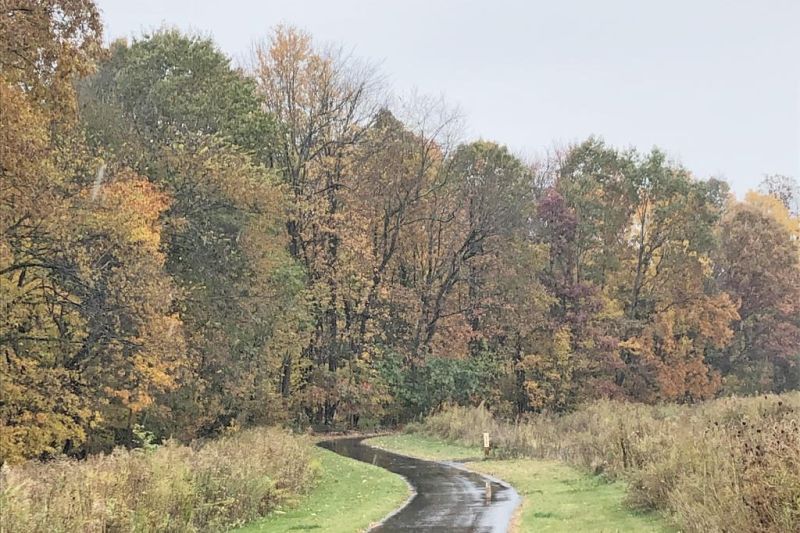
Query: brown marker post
[{"left": 483, "top": 432, "right": 490, "bottom": 458}]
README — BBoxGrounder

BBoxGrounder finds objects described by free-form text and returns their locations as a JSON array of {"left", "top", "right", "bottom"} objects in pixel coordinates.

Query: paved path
[{"left": 319, "top": 438, "right": 520, "bottom": 532}]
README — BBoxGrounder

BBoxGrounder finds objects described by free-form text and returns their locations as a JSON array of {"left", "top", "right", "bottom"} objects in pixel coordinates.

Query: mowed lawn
[
  {"left": 365, "top": 434, "right": 673, "bottom": 533},
  {"left": 238, "top": 445, "right": 409, "bottom": 533},
  {"left": 366, "top": 433, "right": 480, "bottom": 461}
]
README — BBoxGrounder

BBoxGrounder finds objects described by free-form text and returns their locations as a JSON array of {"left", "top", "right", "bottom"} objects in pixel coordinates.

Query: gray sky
[{"left": 97, "top": 0, "right": 799, "bottom": 197}]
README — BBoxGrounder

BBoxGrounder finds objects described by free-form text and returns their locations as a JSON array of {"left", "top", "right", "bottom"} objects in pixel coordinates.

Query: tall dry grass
[
  {"left": 413, "top": 393, "right": 800, "bottom": 532},
  {"left": 0, "top": 427, "right": 317, "bottom": 532}
]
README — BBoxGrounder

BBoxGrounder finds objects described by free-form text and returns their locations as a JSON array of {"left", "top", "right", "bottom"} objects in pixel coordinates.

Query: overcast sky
[{"left": 96, "top": 0, "right": 799, "bottom": 197}]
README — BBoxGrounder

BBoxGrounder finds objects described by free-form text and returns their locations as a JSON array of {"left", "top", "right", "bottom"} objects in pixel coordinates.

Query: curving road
[{"left": 318, "top": 438, "right": 520, "bottom": 532}]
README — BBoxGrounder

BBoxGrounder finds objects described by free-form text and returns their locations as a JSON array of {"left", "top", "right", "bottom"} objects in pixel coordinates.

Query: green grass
[
  {"left": 237, "top": 445, "right": 410, "bottom": 533},
  {"left": 365, "top": 433, "right": 480, "bottom": 461},
  {"left": 470, "top": 460, "right": 672, "bottom": 532},
  {"left": 367, "top": 433, "right": 673, "bottom": 533}
]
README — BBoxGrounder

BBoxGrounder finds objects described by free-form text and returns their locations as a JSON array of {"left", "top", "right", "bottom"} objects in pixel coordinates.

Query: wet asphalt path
[{"left": 318, "top": 438, "right": 520, "bottom": 532}]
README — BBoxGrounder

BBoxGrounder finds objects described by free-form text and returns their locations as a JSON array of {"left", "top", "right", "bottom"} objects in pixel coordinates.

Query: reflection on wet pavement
[{"left": 318, "top": 438, "right": 520, "bottom": 532}]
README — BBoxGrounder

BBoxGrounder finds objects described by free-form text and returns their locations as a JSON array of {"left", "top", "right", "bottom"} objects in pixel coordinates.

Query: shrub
[
  {"left": 378, "top": 350, "right": 507, "bottom": 422},
  {"left": 0, "top": 427, "right": 317, "bottom": 532}
]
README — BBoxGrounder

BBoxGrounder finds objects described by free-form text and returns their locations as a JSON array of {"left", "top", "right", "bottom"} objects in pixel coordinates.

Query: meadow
[
  {"left": 0, "top": 428, "right": 316, "bottom": 532},
  {"left": 404, "top": 394, "right": 800, "bottom": 532}
]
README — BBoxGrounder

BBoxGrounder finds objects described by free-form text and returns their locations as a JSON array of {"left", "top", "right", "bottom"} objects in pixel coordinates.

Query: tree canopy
[{"left": 2, "top": 5, "right": 798, "bottom": 464}]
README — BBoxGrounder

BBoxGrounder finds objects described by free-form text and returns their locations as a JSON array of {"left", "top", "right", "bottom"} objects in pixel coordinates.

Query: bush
[
  {"left": 0, "top": 427, "right": 317, "bottom": 532},
  {"left": 378, "top": 349, "right": 507, "bottom": 422},
  {"left": 414, "top": 393, "right": 800, "bottom": 532}
]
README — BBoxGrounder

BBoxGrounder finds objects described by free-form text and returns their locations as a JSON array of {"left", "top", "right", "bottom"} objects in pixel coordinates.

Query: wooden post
[{"left": 483, "top": 432, "right": 491, "bottom": 458}]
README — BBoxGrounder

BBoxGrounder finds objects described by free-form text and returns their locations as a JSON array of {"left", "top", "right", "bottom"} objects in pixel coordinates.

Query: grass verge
[
  {"left": 237, "top": 445, "right": 410, "bottom": 533},
  {"left": 365, "top": 433, "right": 671, "bottom": 533},
  {"left": 470, "top": 459, "right": 670, "bottom": 532},
  {"left": 366, "top": 433, "right": 479, "bottom": 461}
]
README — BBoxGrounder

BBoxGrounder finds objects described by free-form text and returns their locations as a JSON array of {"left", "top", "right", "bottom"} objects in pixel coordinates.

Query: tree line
[{"left": 2, "top": 1, "right": 799, "bottom": 463}]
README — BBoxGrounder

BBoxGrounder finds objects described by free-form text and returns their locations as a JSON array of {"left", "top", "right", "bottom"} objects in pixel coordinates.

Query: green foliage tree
[
  {"left": 79, "top": 30, "right": 275, "bottom": 164},
  {"left": 78, "top": 30, "right": 301, "bottom": 438}
]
